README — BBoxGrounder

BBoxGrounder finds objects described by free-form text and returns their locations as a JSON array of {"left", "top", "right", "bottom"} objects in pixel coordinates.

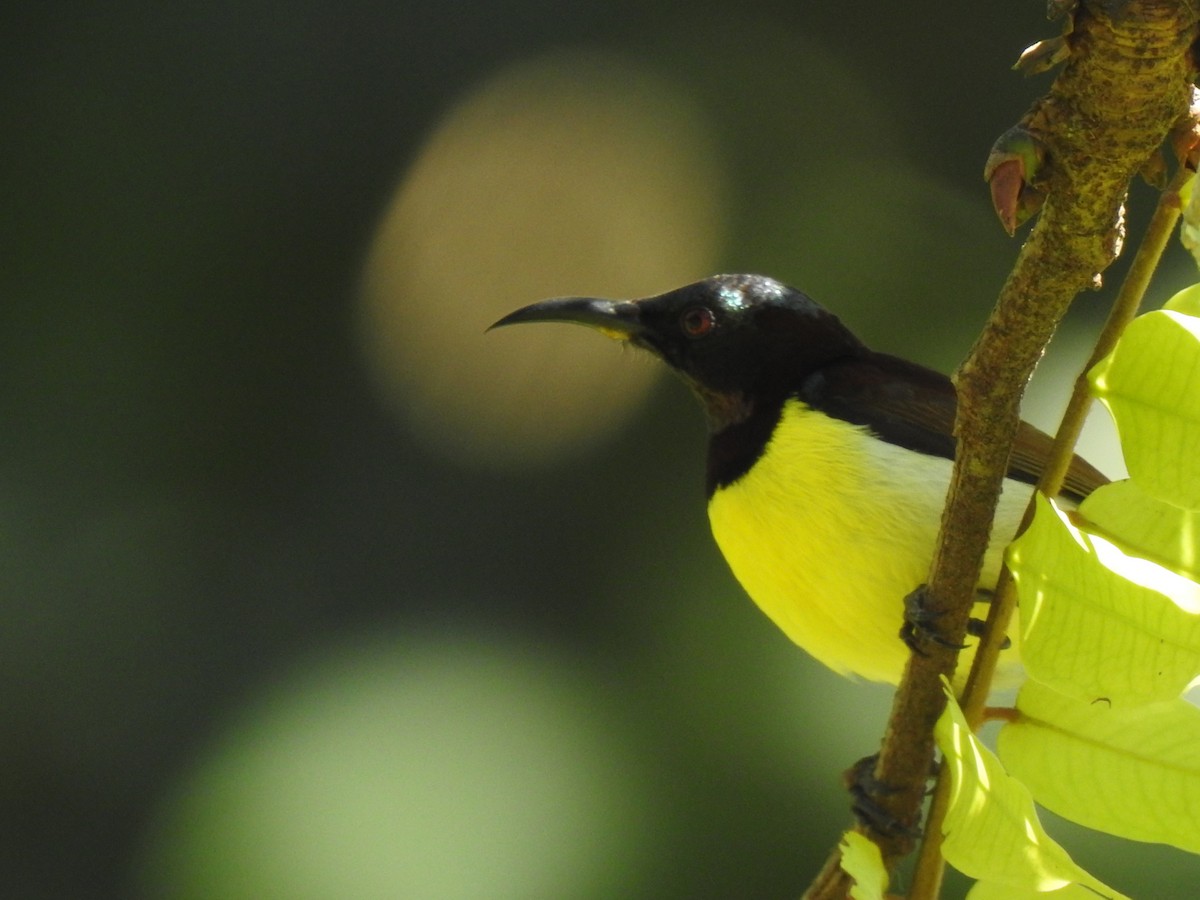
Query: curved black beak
[{"left": 489, "top": 296, "right": 644, "bottom": 341}]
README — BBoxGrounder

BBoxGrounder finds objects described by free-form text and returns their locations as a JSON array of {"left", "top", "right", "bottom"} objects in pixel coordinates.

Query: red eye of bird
[{"left": 680, "top": 306, "right": 715, "bottom": 338}]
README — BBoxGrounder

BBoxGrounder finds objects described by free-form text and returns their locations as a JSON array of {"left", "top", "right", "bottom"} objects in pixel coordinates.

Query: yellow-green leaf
[
  {"left": 839, "top": 831, "right": 886, "bottom": 900},
  {"left": 998, "top": 679, "right": 1200, "bottom": 853},
  {"left": 1163, "top": 283, "right": 1200, "bottom": 318},
  {"left": 934, "top": 685, "right": 1128, "bottom": 898},
  {"left": 967, "top": 881, "right": 1128, "bottom": 899},
  {"left": 1080, "top": 479, "right": 1200, "bottom": 583},
  {"left": 1007, "top": 494, "right": 1200, "bottom": 705},
  {"left": 1088, "top": 310, "right": 1200, "bottom": 509}
]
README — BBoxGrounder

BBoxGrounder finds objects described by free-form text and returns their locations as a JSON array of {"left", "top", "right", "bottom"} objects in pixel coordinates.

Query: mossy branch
[{"left": 803, "top": 2, "right": 1198, "bottom": 897}]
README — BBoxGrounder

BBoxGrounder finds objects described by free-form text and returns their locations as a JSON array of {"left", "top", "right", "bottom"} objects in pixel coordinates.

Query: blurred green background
[{"left": 4, "top": 2, "right": 1198, "bottom": 898}]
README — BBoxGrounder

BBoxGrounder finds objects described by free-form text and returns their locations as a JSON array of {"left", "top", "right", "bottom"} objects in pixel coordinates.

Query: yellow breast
[{"left": 707, "top": 399, "right": 1026, "bottom": 684}]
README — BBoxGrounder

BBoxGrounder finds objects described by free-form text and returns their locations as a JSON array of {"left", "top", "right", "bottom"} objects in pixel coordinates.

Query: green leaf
[
  {"left": 967, "top": 881, "right": 1127, "bottom": 899},
  {"left": 1163, "top": 283, "right": 1200, "bottom": 318},
  {"left": 1080, "top": 478, "right": 1200, "bottom": 583},
  {"left": 934, "top": 685, "right": 1128, "bottom": 898},
  {"left": 838, "top": 831, "right": 887, "bottom": 900},
  {"left": 1007, "top": 493, "right": 1200, "bottom": 705},
  {"left": 1089, "top": 310, "right": 1200, "bottom": 509},
  {"left": 998, "top": 679, "right": 1200, "bottom": 853}
]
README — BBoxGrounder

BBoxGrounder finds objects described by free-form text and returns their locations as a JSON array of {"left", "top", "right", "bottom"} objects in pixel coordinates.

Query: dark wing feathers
[
  {"left": 801, "top": 352, "right": 1108, "bottom": 502},
  {"left": 1009, "top": 420, "right": 1109, "bottom": 503}
]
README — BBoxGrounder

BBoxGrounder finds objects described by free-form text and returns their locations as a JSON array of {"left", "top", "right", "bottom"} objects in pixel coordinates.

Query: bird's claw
[
  {"left": 966, "top": 616, "right": 1011, "bottom": 650},
  {"left": 844, "top": 755, "right": 923, "bottom": 841},
  {"left": 902, "top": 587, "right": 1012, "bottom": 655},
  {"left": 901, "top": 586, "right": 968, "bottom": 655}
]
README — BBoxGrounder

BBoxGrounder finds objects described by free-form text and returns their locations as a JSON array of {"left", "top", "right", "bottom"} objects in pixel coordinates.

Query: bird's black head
[{"left": 491, "top": 274, "right": 865, "bottom": 429}]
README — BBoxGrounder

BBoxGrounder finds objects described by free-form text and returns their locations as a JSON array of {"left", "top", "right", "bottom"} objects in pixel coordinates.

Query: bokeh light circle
[
  {"left": 359, "top": 51, "right": 726, "bottom": 470},
  {"left": 137, "top": 631, "right": 659, "bottom": 899}
]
